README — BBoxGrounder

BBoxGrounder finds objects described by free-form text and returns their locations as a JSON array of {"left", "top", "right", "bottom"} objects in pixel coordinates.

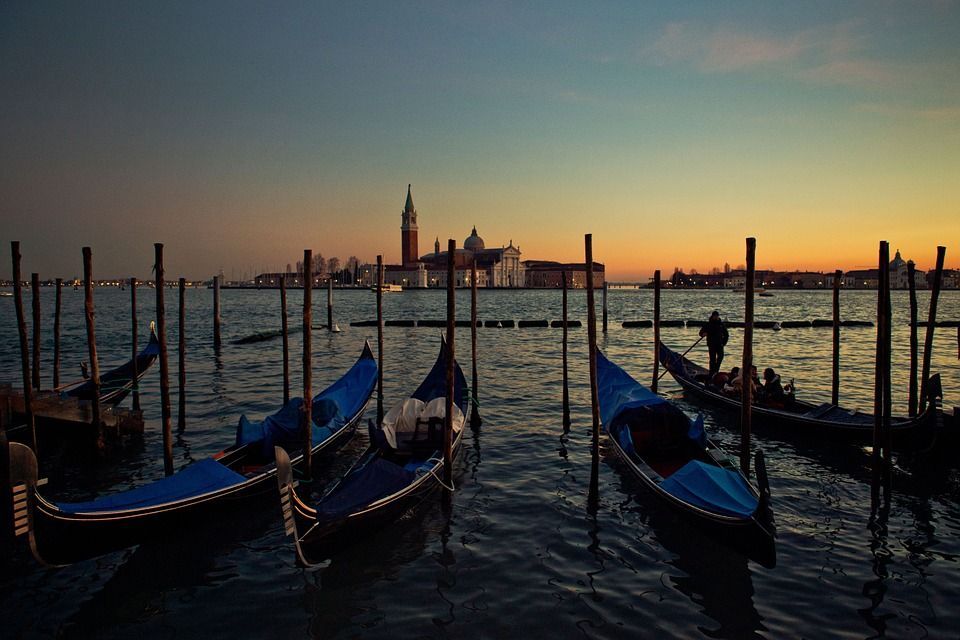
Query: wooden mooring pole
[
  {"left": 213, "top": 275, "right": 221, "bottom": 351},
  {"left": 327, "top": 276, "right": 334, "bottom": 332},
  {"left": 881, "top": 248, "right": 892, "bottom": 493},
  {"left": 652, "top": 269, "right": 661, "bottom": 394},
  {"left": 82, "top": 247, "right": 103, "bottom": 452},
  {"left": 155, "top": 244, "right": 173, "bottom": 476},
  {"left": 280, "top": 276, "right": 290, "bottom": 404},
  {"left": 443, "top": 240, "right": 456, "bottom": 486},
  {"left": 907, "top": 262, "right": 918, "bottom": 416},
  {"left": 376, "top": 255, "right": 384, "bottom": 425},
  {"left": 302, "top": 250, "right": 313, "bottom": 478},
  {"left": 740, "top": 238, "right": 756, "bottom": 477},
  {"left": 31, "top": 273, "right": 41, "bottom": 390},
  {"left": 602, "top": 281, "right": 608, "bottom": 334},
  {"left": 585, "top": 235, "right": 601, "bottom": 507},
  {"left": 561, "top": 271, "right": 571, "bottom": 430},
  {"left": 470, "top": 259, "right": 481, "bottom": 428},
  {"left": 872, "top": 242, "right": 890, "bottom": 497},
  {"left": 178, "top": 277, "right": 186, "bottom": 432},
  {"left": 11, "top": 242, "right": 37, "bottom": 453},
  {"left": 53, "top": 278, "right": 62, "bottom": 390},
  {"left": 919, "top": 246, "right": 946, "bottom": 413},
  {"left": 130, "top": 277, "right": 140, "bottom": 411},
  {"left": 832, "top": 269, "right": 841, "bottom": 407}
]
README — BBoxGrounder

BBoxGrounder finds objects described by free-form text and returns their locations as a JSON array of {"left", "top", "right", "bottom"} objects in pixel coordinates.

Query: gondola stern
[{"left": 273, "top": 446, "right": 324, "bottom": 569}]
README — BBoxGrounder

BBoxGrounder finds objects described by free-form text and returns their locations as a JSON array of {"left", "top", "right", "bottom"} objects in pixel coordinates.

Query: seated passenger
[{"left": 760, "top": 367, "right": 786, "bottom": 405}]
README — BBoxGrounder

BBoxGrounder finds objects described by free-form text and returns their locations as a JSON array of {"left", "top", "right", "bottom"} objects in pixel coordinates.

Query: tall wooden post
[
  {"left": 302, "top": 250, "right": 313, "bottom": 478},
  {"left": 561, "top": 271, "right": 571, "bottom": 430},
  {"left": 327, "top": 276, "right": 334, "bottom": 331},
  {"left": 602, "top": 282, "right": 608, "bottom": 334},
  {"left": 213, "top": 275, "right": 221, "bottom": 351},
  {"left": 376, "top": 255, "right": 384, "bottom": 425},
  {"left": 11, "top": 242, "right": 37, "bottom": 453},
  {"left": 82, "top": 247, "right": 103, "bottom": 451},
  {"left": 155, "top": 244, "right": 173, "bottom": 476},
  {"left": 652, "top": 269, "right": 661, "bottom": 393},
  {"left": 470, "top": 260, "right": 481, "bottom": 428},
  {"left": 443, "top": 240, "right": 456, "bottom": 485},
  {"left": 832, "top": 269, "right": 842, "bottom": 406},
  {"left": 178, "top": 277, "right": 187, "bottom": 432},
  {"left": 31, "top": 273, "right": 41, "bottom": 390},
  {"left": 919, "top": 246, "right": 946, "bottom": 413},
  {"left": 585, "top": 235, "right": 601, "bottom": 506},
  {"left": 740, "top": 238, "right": 756, "bottom": 476},
  {"left": 130, "top": 277, "right": 140, "bottom": 411},
  {"left": 280, "top": 276, "right": 290, "bottom": 404},
  {"left": 881, "top": 247, "right": 893, "bottom": 490},
  {"left": 907, "top": 262, "right": 918, "bottom": 416},
  {"left": 53, "top": 278, "right": 62, "bottom": 390},
  {"left": 872, "top": 242, "right": 889, "bottom": 495}
]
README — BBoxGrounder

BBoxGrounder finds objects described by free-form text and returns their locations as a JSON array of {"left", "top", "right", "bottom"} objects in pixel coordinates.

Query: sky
[{"left": 1, "top": 1, "right": 958, "bottom": 281}]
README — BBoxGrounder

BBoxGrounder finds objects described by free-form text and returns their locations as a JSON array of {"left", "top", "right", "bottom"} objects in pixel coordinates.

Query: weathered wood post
[
  {"left": 653, "top": 269, "right": 661, "bottom": 393},
  {"left": 470, "top": 259, "right": 481, "bottom": 428},
  {"left": 907, "top": 262, "right": 918, "bottom": 416},
  {"left": 178, "top": 277, "right": 187, "bottom": 432},
  {"left": 919, "top": 246, "right": 946, "bottom": 413},
  {"left": 280, "top": 276, "right": 290, "bottom": 404},
  {"left": 53, "top": 278, "right": 62, "bottom": 390},
  {"left": 327, "top": 276, "right": 334, "bottom": 332},
  {"left": 302, "top": 250, "right": 313, "bottom": 478},
  {"left": 872, "top": 242, "right": 889, "bottom": 496},
  {"left": 130, "top": 277, "right": 140, "bottom": 411},
  {"left": 31, "top": 273, "right": 41, "bottom": 390},
  {"left": 832, "top": 269, "right": 841, "bottom": 406},
  {"left": 213, "top": 274, "right": 221, "bottom": 351},
  {"left": 376, "top": 255, "right": 384, "bottom": 425},
  {"left": 585, "top": 235, "right": 601, "bottom": 506},
  {"left": 602, "top": 281, "right": 608, "bottom": 334},
  {"left": 561, "top": 271, "right": 571, "bottom": 430},
  {"left": 11, "top": 242, "right": 37, "bottom": 453},
  {"left": 740, "top": 238, "right": 756, "bottom": 476},
  {"left": 82, "top": 247, "right": 103, "bottom": 451},
  {"left": 444, "top": 240, "right": 456, "bottom": 485},
  {"left": 155, "top": 244, "right": 173, "bottom": 476},
  {"left": 881, "top": 247, "right": 893, "bottom": 491}
]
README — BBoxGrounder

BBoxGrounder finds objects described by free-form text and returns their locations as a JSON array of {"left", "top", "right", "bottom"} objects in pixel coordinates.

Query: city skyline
[{"left": 2, "top": 2, "right": 958, "bottom": 281}]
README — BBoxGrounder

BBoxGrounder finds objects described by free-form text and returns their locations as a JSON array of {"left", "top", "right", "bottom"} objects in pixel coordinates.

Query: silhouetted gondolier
[{"left": 700, "top": 310, "right": 729, "bottom": 378}]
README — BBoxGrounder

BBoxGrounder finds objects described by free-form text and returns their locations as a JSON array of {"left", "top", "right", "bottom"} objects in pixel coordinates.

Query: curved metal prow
[
  {"left": 6, "top": 442, "right": 55, "bottom": 567},
  {"left": 274, "top": 446, "right": 321, "bottom": 569},
  {"left": 754, "top": 448, "right": 776, "bottom": 537}
]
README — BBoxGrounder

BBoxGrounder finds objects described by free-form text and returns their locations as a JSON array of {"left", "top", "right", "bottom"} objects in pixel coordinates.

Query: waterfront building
[{"left": 523, "top": 261, "right": 605, "bottom": 288}]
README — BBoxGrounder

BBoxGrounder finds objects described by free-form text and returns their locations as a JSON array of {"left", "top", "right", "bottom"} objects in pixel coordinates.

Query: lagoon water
[{"left": 1, "top": 287, "right": 959, "bottom": 639}]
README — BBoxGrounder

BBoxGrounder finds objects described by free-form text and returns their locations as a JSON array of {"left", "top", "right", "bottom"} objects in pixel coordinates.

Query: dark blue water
[{"left": 2, "top": 287, "right": 959, "bottom": 639}]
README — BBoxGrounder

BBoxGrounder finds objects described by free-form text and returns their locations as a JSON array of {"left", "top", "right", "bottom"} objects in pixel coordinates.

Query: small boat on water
[
  {"left": 658, "top": 341, "right": 942, "bottom": 448},
  {"left": 371, "top": 283, "right": 403, "bottom": 293},
  {"left": 62, "top": 324, "right": 161, "bottom": 405},
  {"left": 6, "top": 343, "right": 378, "bottom": 566},
  {"left": 275, "top": 337, "right": 467, "bottom": 567},
  {"left": 597, "top": 349, "right": 776, "bottom": 567}
]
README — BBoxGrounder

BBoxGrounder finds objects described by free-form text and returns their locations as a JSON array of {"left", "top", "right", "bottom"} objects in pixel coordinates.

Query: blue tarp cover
[
  {"left": 596, "top": 349, "right": 668, "bottom": 430},
  {"left": 56, "top": 459, "right": 245, "bottom": 514},
  {"left": 316, "top": 457, "right": 414, "bottom": 520},
  {"left": 236, "top": 349, "right": 377, "bottom": 457},
  {"left": 659, "top": 460, "right": 758, "bottom": 518}
]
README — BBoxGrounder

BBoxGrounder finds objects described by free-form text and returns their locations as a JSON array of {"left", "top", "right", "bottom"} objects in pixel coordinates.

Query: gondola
[
  {"left": 597, "top": 349, "right": 776, "bottom": 568},
  {"left": 7, "top": 343, "right": 378, "bottom": 566},
  {"left": 275, "top": 337, "right": 467, "bottom": 567},
  {"left": 63, "top": 324, "right": 161, "bottom": 405},
  {"left": 659, "top": 341, "right": 942, "bottom": 448}
]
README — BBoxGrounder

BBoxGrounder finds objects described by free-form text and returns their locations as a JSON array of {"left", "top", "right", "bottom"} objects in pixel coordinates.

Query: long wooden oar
[{"left": 657, "top": 335, "right": 704, "bottom": 381}]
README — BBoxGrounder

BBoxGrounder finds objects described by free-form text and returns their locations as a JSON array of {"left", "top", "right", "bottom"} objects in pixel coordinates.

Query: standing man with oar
[{"left": 700, "top": 310, "right": 729, "bottom": 379}]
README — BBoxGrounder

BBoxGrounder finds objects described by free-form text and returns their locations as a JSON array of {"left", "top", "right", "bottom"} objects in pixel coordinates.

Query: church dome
[{"left": 464, "top": 226, "right": 485, "bottom": 252}]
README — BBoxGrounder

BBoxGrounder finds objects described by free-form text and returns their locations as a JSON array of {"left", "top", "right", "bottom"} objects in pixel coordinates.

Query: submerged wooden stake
[
  {"left": 907, "top": 262, "right": 918, "bottom": 417},
  {"left": 280, "top": 276, "right": 290, "bottom": 404},
  {"left": 54, "top": 278, "right": 62, "bottom": 390},
  {"left": 178, "top": 277, "right": 186, "bottom": 432},
  {"left": 653, "top": 269, "right": 661, "bottom": 394},
  {"left": 444, "top": 239, "right": 456, "bottom": 486},
  {"left": 832, "top": 269, "right": 841, "bottom": 407},
  {"left": 31, "top": 273, "right": 40, "bottom": 390},
  {"left": 213, "top": 275, "right": 221, "bottom": 351},
  {"left": 602, "top": 281, "right": 608, "bottom": 334},
  {"left": 561, "top": 271, "right": 570, "bottom": 430},
  {"left": 740, "top": 238, "right": 756, "bottom": 477},
  {"left": 470, "top": 259, "right": 481, "bottom": 428},
  {"left": 919, "top": 246, "right": 946, "bottom": 413},
  {"left": 155, "top": 243, "right": 173, "bottom": 476},
  {"left": 327, "top": 276, "right": 334, "bottom": 332},
  {"left": 302, "top": 250, "right": 313, "bottom": 478},
  {"left": 585, "top": 235, "right": 601, "bottom": 506},
  {"left": 11, "top": 242, "right": 37, "bottom": 453},
  {"left": 82, "top": 247, "right": 103, "bottom": 452},
  {"left": 376, "top": 255, "right": 384, "bottom": 425},
  {"left": 130, "top": 277, "right": 140, "bottom": 412}
]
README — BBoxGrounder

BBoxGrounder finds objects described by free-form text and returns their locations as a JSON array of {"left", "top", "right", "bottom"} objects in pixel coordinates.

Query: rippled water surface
[{"left": 1, "top": 287, "right": 959, "bottom": 639}]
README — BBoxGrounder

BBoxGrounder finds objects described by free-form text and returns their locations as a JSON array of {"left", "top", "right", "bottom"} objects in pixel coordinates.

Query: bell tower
[{"left": 401, "top": 184, "right": 419, "bottom": 266}]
